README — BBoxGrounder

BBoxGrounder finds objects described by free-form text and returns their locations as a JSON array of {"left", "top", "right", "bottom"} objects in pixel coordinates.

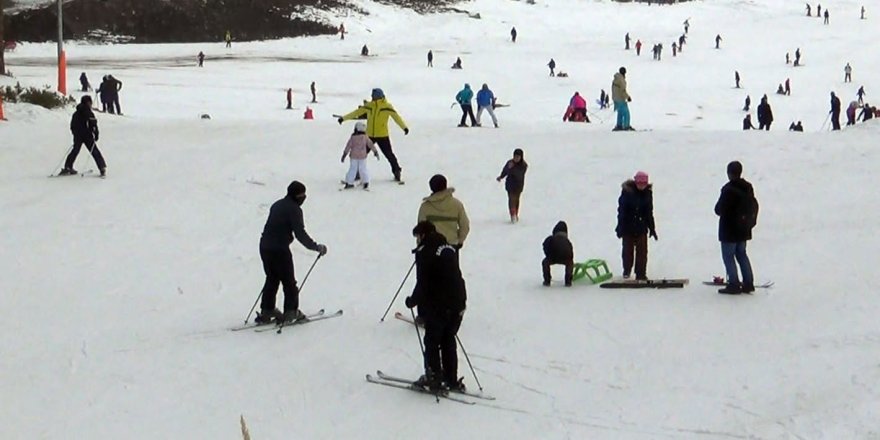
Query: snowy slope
[{"left": 2, "top": 0, "right": 880, "bottom": 439}]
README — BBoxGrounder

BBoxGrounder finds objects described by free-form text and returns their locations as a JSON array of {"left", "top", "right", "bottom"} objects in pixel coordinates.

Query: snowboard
[
  {"left": 600, "top": 278, "right": 689, "bottom": 289},
  {"left": 703, "top": 279, "right": 774, "bottom": 289}
]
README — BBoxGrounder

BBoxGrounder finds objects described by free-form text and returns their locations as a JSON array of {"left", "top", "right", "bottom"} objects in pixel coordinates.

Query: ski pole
[
  {"left": 277, "top": 253, "right": 322, "bottom": 333},
  {"left": 243, "top": 290, "right": 263, "bottom": 324},
  {"left": 456, "top": 334, "right": 483, "bottom": 391},
  {"left": 588, "top": 110, "right": 605, "bottom": 124},
  {"left": 380, "top": 260, "right": 416, "bottom": 322},
  {"left": 820, "top": 113, "right": 830, "bottom": 131},
  {"left": 49, "top": 144, "right": 74, "bottom": 176}
]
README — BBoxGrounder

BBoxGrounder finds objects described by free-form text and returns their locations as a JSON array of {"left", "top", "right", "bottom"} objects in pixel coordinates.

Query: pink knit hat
[{"left": 634, "top": 171, "right": 649, "bottom": 184}]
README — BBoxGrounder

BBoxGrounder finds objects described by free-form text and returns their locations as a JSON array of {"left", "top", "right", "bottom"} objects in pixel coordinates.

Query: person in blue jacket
[
  {"left": 475, "top": 83, "right": 498, "bottom": 128},
  {"left": 455, "top": 84, "right": 477, "bottom": 127}
]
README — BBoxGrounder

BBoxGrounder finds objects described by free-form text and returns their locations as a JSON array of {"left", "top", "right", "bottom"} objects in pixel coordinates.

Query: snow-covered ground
[{"left": 2, "top": 0, "right": 879, "bottom": 438}]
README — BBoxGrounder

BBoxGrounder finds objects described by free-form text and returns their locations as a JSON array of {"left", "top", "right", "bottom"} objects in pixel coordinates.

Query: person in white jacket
[{"left": 342, "top": 121, "right": 380, "bottom": 190}]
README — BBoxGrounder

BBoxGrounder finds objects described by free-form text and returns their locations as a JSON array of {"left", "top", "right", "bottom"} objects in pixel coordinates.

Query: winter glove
[
  {"left": 317, "top": 244, "right": 328, "bottom": 256},
  {"left": 375, "top": 154, "right": 381, "bottom": 160},
  {"left": 341, "top": 156, "right": 346, "bottom": 163},
  {"left": 405, "top": 296, "right": 416, "bottom": 309},
  {"left": 404, "top": 128, "right": 410, "bottom": 135},
  {"left": 650, "top": 230, "right": 658, "bottom": 240},
  {"left": 496, "top": 176, "right": 503, "bottom": 182},
  {"left": 337, "top": 117, "right": 344, "bottom": 125},
  {"left": 627, "top": 97, "right": 632, "bottom": 102}
]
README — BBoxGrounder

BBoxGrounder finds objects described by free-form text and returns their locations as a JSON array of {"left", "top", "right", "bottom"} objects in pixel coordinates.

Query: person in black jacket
[
  {"left": 405, "top": 221, "right": 467, "bottom": 392},
  {"left": 830, "top": 92, "right": 841, "bottom": 130},
  {"left": 542, "top": 221, "right": 574, "bottom": 287},
  {"left": 714, "top": 161, "right": 757, "bottom": 294},
  {"left": 496, "top": 148, "right": 528, "bottom": 223},
  {"left": 757, "top": 95, "right": 773, "bottom": 130},
  {"left": 615, "top": 171, "right": 656, "bottom": 280},
  {"left": 255, "top": 181, "right": 328, "bottom": 324},
  {"left": 743, "top": 114, "right": 755, "bottom": 130},
  {"left": 106, "top": 75, "right": 123, "bottom": 115},
  {"left": 61, "top": 96, "right": 106, "bottom": 176}
]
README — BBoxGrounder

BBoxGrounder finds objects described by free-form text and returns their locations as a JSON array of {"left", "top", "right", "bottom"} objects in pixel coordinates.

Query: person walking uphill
[
  {"left": 341, "top": 121, "right": 379, "bottom": 190},
  {"left": 418, "top": 175, "right": 470, "bottom": 249},
  {"left": 60, "top": 96, "right": 107, "bottom": 177},
  {"left": 830, "top": 92, "right": 841, "bottom": 130},
  {"left": 338, "top": 88, "right": 409, "bottom": 182},
  {"left": 496, "top": 148, "right": 528, "bottom": 223},
  {"left": 542, "top": 221, "right": 574, "bottom": 287},
  {"left": 714, "top": 161, "right": 758, "bottom": 294},
  {"left": 615, "top": 171, "right": 656, "bottom": 280},
  {"left": 455, "top": 84, "right": 478, "bottom": 127},
  {"left": 612, "top": 67, "right": 633, "bottom": 131},
  {"left": 757, "top": 95, "right": 773, "bottom": 130},
  {"left": 405, "top": 221, "right": 467, "bottom": 392},
  {"left": 255, "top": 181, "right": 328, "bottom": 324},
  {"left": 476, "top": 83, "right": 498, "bottom": 128}
]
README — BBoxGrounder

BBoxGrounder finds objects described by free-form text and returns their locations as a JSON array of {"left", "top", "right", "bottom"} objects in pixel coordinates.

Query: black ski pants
[
  {"left": 370, "top": 136, "right": 401, "bottom": 178},
  {"left": 621, "top": 234, "right": 648, "bottom": 279},
  {"left": 542, "top": 258, "right": 573, "bottom": 284},
  {"left": 423, "top": 310, "right": 463, "bottom": 385},
  {"left": 831, "top": 111, "right": 841, "bottom": 130},
  {"left": 65, "top": 136, "right": 106, "bottom": 170},
  {"left": 259, "top": 247, "right": 299, "bottom": 313},
  {"left": 459, "top": 104, "right": 477, "bottom": 126},
  {"left": 108, "top": 96, "right": 121, "bottom": 115},
  {"left": 758, "top": 121, "right": 771, "bottom": 131}
]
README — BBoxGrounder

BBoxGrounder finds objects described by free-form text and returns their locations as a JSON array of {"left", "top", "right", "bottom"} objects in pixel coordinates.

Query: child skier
[
  {"left": 341, "top": 121, "right": 379, "bottom": 190},
  {"left": 542, "top": 221, "right": 574, "bottom": 287},
  {"left": 496, "top": 148, "right": 528, "bottom": 223}
]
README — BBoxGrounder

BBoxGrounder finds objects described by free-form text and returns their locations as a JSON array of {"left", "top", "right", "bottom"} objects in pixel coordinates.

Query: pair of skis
[
  {"left": 229, "top": 309, "right": 343, "bottom": 333},
  {"left": 366, "top": 370, "right": 494, "bottom": 405}
]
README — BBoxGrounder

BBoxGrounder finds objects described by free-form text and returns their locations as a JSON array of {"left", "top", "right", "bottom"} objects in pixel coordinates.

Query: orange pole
[
  {"left": 58, "top": 50, "right": 67, "bottom": 95},
  {"left": 0, "top": 95, "right": 6, "bottom": 120}
]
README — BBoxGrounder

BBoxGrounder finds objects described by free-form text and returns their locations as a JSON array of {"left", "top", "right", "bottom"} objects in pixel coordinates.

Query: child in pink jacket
[{"left": 342, "top": 121, "right": 379, "bottom": 189}]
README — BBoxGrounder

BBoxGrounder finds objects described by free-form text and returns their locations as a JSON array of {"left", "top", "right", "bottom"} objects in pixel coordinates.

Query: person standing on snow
[
  {"left": 844, "top": 63, "right": 852, "bottom": 83},
  {"left": 714, "top": 161, "right": 758, "bottom": 294},
  {"left": 418, "top": 174, "right": 470, "bottom": 250},
  {"left": 198, "top": 51, "right": 205, "bottom": 67},
  {"left": 548, "top": 58, "right": 556, "bottom": 77},
  {"left": 455, "top": 83, "right": 478, "bottom": 127},
  {"left": 511, "top": 27, "right": 517, "bottom": 43},
  {"left": 625, "top": 32, "right": 631, "bottom": 50},
  {"left": 824, "top": 9, "right": 829, "bottom": 24},
  {"left": 496, "top": 148, "right": 528, "bottom": 223},
  {"left": 341, "top": 121, "right": 379, "bottom": 190},
  {"left": 715, "top": 34, "right": 722, "bottom": 49},
  {"left": 475, "top": 83, "right": 498, "bottom": 128},
  {"left": 405, "top": 221, "right": 467, "bottom": 393},
  {"left": 615, "top": 171, "right": 656, "bottom": 280},
  {"left": 742, "top": 114, "right": 755, "bottom": 130},
  {"left": 79, "top": 72, "right": 91, "bottom": 92},
  {"left": 612, "top": 67, "right": 633, "bottom": 131},
  {"left": 255, "top": 181, "right": 328, "bottom": 324},
  {"left": 830, "top": 92, "right": 841, "bottom": 130},
  {"left": 105, "top": 75, "right": 123, "bottom": 115},
  {"left": 542, "top": 221, "right": 574, "bottom": 287},
  {"left": 60, "top": 95, "right": 107, "bottom": 177},
  {"left": 784, "top": 78, "right": 791, "bottom": 96},
  {"left": 338, "top": 88, "right": 409, "bottom": 182},
  {"left": 310, "top": 81, "right": 317, "bottom": 103},
  {"left": 757, "top": 95, "right": 773, "bottom": 130},
  {"left": 857, "top": 86, "right": 866, "bottom": 105},
  {"left": 225, "top": 30, "right": 232, "bottom": 48},
  {"left": 735, "top": 71, "right": 741, "bottom": 88},
  {"left": 427, "top": 50, "right": 433, "bottom": 67},
  {"left": 743, "top": 95, "right": 751, "bottom": 112},
  {"left": 635, "top": 39, "right": 642, "bottom": 56}
]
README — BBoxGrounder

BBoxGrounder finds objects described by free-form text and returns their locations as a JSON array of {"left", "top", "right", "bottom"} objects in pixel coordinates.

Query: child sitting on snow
[
  {"left": 542, "top": 221, "right": 574, "bottom": 287},
  {"left": 341, "top": 121, "right": 379, "bottom": 190}
]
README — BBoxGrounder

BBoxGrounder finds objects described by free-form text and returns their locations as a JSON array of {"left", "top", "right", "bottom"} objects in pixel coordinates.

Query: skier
[
  {"left": 511, "top": 27, "right": 517, "bottom": 43},
  {"left": 418, "top": 174, "right": 470, "bottom": 250},
  {"left": 743, "top": 114, "right": 755, "bottom": 130},
  {"left": 79, "top": 72, "right": 90, "bottom": 92},
  {"left": 361, "top": 45, "right": 369, "bottom": 56},
  {"left": 743, "top": 95, "right": 751, "bottom": 112},
  {"left": 857, "top": 86, "right": 866, "bottom": 105},
  {"left": 735, "top": 71, "right": 741, "bottom": 88},
  {"left": 714, "top": 161, "right": 757, "bottom": 294},
  {"left": 635, "top": 40, "right": 642, "bottom": 56},
  {"left": 286, "top": 88, "right": 293, "bottom": 110},
  {"left": 60, "top": 95, "right": 106, "bottom": 177},
  {"left": 784, "top": 78, "right": 791, "bottom": 96},
  {"left": 310, "top": 81, "right": 316, "bottom": 103},
  {"left": 341, "top": 121, "right": 379, "bottom": 190},
  {"left": 830, "top": 91, "right": 841, "bottom": 130},
  {"left": 794, "top": 48, "right": 801, "bottom": 67},
  {"left": 612, "top": 67, "right": 633, "bottom": 131},
  {"left": 475, "top": 83, "right": 498, "bottom": 128},
  {"left": 427, "top": 50, "right": 433, "bottom": 67},
  {"left": 254, "top": 180, "right": 328, "bottom": 324},
  {"left": 451, "top": 57, "right": 462, "bottom": 69},
  {"left": 715, "top": 34, "right": 722, "bottom": 49},
  {"left": 542, "top": 221, "right": 574, "bottom": 287},
  {"left": 548, "top": 58, "right": 556, "bottom": 77},
  {"left": 615, "top": 171, "right": 656, "bottom": 280},
  {"left": 824, "top": 9, "right": 829, "bottom": 24},
  {"left": 106, "top": 75, "right": 123, "bottom": 115},
  {"left": 566, "top": 91, "right": 588, "bottom": 122},
  {"left": 455, "top": 84, "right": 478, "bottom": 127},
  {"left": 225, "top": 30, "right": 232, "bottom": 48},
  {"left": 496, "top": 148, "right": 528, "bottom": 223},
  {"left": 846, "top": 101, "right": 858, "bottom": 126},
  {"left": 197, "top": 51, "right": 205, "bottom": 67},
  {"left": 757, "top": 95, "right": 773, "bottom": 130},
  {"left": 625, "top": 32, "right": 631, "bottom": 50},
  {"left": 844, "top": 63, "right": 852, "bottom": 82},
  {"left": 405, "top": 221, "right": 467, "bottom": 392},
  {"left": 338, "top": 88, "right": 409, "bottom": 182},
  {"left": 672, "top": 42, "right": 678, "bottom": 57}
]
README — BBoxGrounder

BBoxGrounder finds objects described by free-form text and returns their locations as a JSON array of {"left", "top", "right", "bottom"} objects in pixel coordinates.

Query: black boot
[
  {"left": 254, "top": 308, "right": 281, "bottom": 324},
  {"left": 718, "top": 284, "right": 743, "bottom": 294}
]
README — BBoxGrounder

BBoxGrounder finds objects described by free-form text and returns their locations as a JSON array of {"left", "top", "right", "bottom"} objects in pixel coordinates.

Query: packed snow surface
[{"left": 2, "top": 0, "right": 879, "bottom": 438}]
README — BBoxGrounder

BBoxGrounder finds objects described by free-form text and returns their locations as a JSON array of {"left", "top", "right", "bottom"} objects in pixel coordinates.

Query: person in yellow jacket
[
  {"left": 338, "top": 88, "right": 409, "bottom": 182},
  {"left": 418, "top": 175, "right": 470, "bottom": 248}
]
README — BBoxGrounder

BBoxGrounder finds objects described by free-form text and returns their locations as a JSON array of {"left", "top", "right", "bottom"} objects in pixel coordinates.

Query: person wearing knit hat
[
  {"left": 341, "top": 121, "right": 379, "bottom": 190},
  {"left": 615, "top": 171, "right": 657, "bottom": 280},
  {"left": 542, "top": 221, "right": 575, "bottom": 287},
  {"left": 255, "top": 180, "right": 328, "bottom": 325},
  {"left": 338, "top": 87, "right": 409, "bottom": 182},
  {"left": 418, "top": 174, "right": 470, "bottom": 248},
  {"left": 496, "top": 148, "right": 528, "bottom": 223}
]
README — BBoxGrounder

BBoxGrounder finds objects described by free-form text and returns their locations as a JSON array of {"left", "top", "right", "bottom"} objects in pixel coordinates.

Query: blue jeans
[
  {"left": 721, "top": 241, "right": 753, "bottom": 287},
  {"left": 613, "top": 100, "right": 630, "bottom": 128}
]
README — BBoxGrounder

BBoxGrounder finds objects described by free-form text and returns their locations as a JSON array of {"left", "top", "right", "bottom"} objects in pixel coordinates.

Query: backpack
[{"left": 741, "top": 193, "right": 759, "bottom": 229}]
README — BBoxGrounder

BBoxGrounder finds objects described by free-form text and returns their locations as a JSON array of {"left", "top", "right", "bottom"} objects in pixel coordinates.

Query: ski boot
[
  {"left": 254, "top": 308, "right": 282, "bottom": 324},
  {"left": 413, "top": 373, "right": 442, "bottom": 392},
  {"left": 362, "top": 183, "right": 369, "bottom": 190},
  {"left": 58, "top": 168, "right": 78, "bottom": 176},
  {"left": 445, "top": 377, "right": 466, "bottom": 393},
  {"left": 280, "top": 309, "right": 307, "bottom": 324},
  {"left": 718, "top": 283, "right": 743, "bottom": 295},
  {"left": 343, "top": 183, "right": 354, "bottom": 189}
]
